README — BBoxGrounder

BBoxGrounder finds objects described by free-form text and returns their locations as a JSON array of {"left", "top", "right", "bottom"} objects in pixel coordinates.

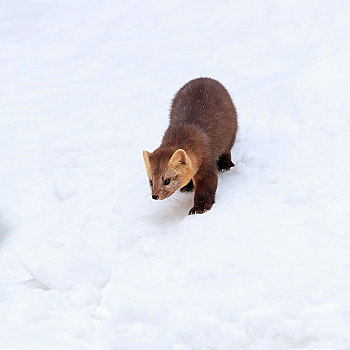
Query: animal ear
[
  {"left": 143, "top": 150, "right": 152, "bottom": 172},
  {"left": 169, "top": 149, "right": 191, "bottom": 167}
]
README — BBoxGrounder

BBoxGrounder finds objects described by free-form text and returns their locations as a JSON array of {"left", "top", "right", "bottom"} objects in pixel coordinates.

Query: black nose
[{"left": 152, "top": 195, "right": 159, "bottom": 200}]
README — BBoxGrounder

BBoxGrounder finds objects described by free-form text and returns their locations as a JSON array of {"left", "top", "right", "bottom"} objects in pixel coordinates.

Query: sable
[{"left": 143, "top": 77, "right": 238, "bottom": 214}]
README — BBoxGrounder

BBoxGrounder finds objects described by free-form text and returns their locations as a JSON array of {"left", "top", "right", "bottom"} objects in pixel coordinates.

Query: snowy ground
[{"left": 1, "top": 0, "right": 350, "bottom": 349}]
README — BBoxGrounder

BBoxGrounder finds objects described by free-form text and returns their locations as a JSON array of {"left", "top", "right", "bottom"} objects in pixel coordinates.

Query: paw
[
  {"left": 218, "top": 161, "right": 235, "bottom": 172},
  {"left": 188, "top": 201, "right": 214, "bottom": 215},
  {"left": 180, "top": 180, "right": 194, "bottom": 192},
  {"left": 188, "top": 206, "right": 206, "bottom": 215},
  {"left": 180, "top": 186, "right": 194, "bottom": 193}
]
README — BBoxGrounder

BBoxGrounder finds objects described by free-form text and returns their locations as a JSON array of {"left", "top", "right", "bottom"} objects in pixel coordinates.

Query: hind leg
[
  {"left": 217, "top": 153, "right": 235, "bottom": 172},
  {"left": 180, "top": 179, "right": 194, "bottom": 192}
]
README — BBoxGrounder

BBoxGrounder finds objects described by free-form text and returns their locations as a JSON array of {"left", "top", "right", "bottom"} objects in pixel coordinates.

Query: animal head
[{"left": 143, "top": 148, "right": 194, "bottom": 200}]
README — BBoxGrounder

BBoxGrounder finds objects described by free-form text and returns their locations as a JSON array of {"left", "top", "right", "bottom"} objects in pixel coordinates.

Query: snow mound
[
  {"left": 20, "top": 235, "right": 111, "bottom": 291},
  {"left": 68, "top": 283, "right": 102, "bottom": 307}
]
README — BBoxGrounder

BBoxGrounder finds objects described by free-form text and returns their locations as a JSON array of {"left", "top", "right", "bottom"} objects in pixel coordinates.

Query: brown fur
[{"left": 143, "top": 77, "right": 238, "bottom": 214}]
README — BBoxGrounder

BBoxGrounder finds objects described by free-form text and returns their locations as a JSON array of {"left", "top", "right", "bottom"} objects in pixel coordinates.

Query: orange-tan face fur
[{"left": 143, "top": 149, "right": 195, "bottom": 200}]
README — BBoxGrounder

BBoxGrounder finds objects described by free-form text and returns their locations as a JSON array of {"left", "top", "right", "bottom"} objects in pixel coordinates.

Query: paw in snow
[{"left": 20, "top": 235, "right": 111, "bottom": 291}]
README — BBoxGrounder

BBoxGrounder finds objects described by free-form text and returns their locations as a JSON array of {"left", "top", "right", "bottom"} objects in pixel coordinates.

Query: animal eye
[
  {"left": 164, "top": 178, "right": 170, "bottom": 185},
  {"left": 149, "top": 179, "right": 153, "bottom": 186}
]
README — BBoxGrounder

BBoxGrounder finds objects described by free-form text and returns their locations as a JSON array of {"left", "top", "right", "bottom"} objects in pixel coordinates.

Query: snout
[
  {"left": 151, "top": 190, "right": 174, "bottom": 201},
  {"left": 151, "top": 192, "right": 169, "bottom": 200}
]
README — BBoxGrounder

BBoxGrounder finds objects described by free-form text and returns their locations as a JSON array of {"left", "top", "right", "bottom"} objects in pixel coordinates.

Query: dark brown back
[{"left": 169, "top": 78, "right": 237, "bottom": 158}]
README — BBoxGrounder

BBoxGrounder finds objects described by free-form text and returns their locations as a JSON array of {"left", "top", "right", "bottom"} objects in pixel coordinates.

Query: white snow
[
  {"left": 19, "top": 235, "right": 111, "bottom": 291},
  {"left": 1, "top": 0, "right": 350, "bottom": 349}
]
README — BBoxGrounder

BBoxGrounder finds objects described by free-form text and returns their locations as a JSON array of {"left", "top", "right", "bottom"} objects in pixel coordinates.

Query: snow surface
[
  {"left": 1, "top": 0, "right": 350, "bottom": 349},
  {"left": 20, "top": 235, "right": 111, "bottom": 291}
]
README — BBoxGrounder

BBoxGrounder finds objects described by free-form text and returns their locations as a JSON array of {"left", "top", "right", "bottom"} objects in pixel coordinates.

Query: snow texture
[
  {"left": 20, "top": 235, "right": 111, "bottom": 291},
  {"left": 1, "top": 0, "right": 350, "bottom": 349}
]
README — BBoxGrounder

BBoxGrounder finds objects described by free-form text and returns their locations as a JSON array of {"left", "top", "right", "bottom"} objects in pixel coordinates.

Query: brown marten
[{"left": 143, "top": 77, "right": 238, "bottom": 214}]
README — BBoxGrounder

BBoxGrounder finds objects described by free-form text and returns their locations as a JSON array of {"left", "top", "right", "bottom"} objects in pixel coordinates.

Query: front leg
[{"left": 189, "top": 167, "right": 218, "bottom": 215}]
